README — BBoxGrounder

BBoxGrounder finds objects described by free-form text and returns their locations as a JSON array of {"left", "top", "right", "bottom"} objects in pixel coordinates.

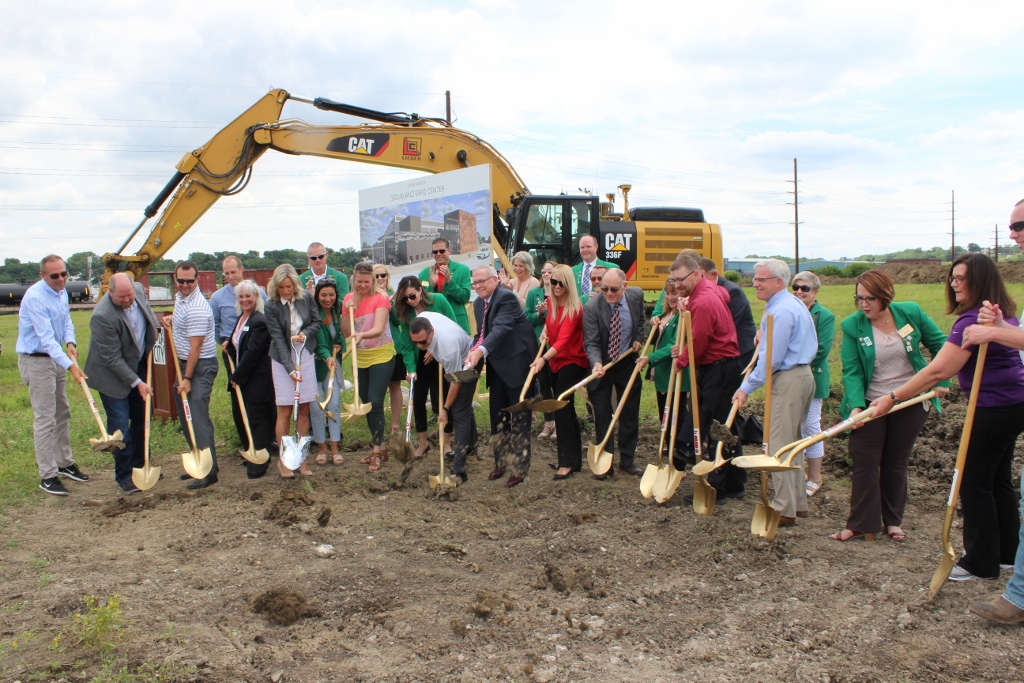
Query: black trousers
[
  {"left": 590, "top": 359, "right": 642, "bottom": 465},
  {"left": 958, "top": 402, "right": 1024, "bottom": 579},
  {"left": 552, "top": 363, "right": 588, "bottom": 470},
  {"left": 413, "top": 350, "right": 453, "bottom": 436},
  {"left": 486, "top": 360, "right": 531, "bottom": 475},
  {"left": 678, "top": 357, "right": 745, "bottom": 494},
  {"left": 240, "top": 398, "right": 275, "bottom": 478}
]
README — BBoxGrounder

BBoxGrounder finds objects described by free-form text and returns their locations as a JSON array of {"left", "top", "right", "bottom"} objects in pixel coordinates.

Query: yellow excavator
[{"left": 101, "top": 88, "right": 722, "bottom": 292}]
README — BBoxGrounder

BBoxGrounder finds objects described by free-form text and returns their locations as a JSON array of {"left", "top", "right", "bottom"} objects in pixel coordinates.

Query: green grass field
[{"left": 3, "top": 281, "right": 1024, "bottom": 511}]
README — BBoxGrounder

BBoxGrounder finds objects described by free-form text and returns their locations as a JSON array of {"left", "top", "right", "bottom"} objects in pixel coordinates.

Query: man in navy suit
[
  {"left": 466, "top": 266, "right": 539, "bottom": 487},
  {"left": 85, "top": 273, "right": 158, "bottom": 494}
]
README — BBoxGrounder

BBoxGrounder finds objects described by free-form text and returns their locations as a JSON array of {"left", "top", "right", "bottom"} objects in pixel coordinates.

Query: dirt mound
[
  {"left": 100, "top": 496, "right": 157, "bottom": 517},
  {"left": 251, "top": 589, "right": 307, "bottom": 626},
  {"left": 264, "top": 489, "right": 315, "bottom": 525}
]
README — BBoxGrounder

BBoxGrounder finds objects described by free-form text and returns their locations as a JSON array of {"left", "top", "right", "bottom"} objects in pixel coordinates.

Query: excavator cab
[{"left": 505, "top": 195, "right": 599, "bottom": 276}]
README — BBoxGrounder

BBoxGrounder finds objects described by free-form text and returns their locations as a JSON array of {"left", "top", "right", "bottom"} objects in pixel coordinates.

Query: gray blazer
[
  {"left": 85, "top": 283, "right": 158, "bottom": 399},
  {"left": 583, "top": 285, "right": 646, "bottom": 368},
  {"left": 265, "top": 296, "right": 321, "bottom": 373}
]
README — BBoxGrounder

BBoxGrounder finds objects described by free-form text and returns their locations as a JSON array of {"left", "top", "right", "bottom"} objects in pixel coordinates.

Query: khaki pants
[
  {"left": 18, "top": 354, "right": 75, "bottom": 479},
  {"left": 767, "top": 365, "right": 814, "bottom": 517}
]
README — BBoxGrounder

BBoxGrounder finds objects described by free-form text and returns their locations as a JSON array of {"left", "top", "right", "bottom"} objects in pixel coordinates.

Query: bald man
[{"left": 86, "top": 273, "right": 158, "bottom": 493}]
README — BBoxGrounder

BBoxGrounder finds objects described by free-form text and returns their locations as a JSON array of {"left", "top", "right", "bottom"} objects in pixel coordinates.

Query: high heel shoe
[
  {"left": 829, "top": 529, "right": 875, "bottom": 542},
  {"left": 414, "top": 444, "right": 431, "bottom": 460},
  {"left": 539, "top": 422, "right": 555, "bottom": 439},
  {"left": 553, "top": 469, "right": 574, "bottom": 481},
  {"left": 278, "top": 462, "right": 295, "bottom": 479}
]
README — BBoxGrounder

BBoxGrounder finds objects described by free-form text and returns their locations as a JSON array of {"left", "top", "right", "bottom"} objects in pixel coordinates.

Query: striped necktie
[
  {"left": 608, "top": 303, "right": 621, "bottom": 358},
  {"left": 470, "top": 298, "right": 489, "bottom": 352},
  {"left": 581, "top": 263, "right": 592, "bottom": 297}
]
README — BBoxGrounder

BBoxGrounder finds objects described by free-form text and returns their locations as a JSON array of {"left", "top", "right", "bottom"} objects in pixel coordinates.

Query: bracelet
[
  {"left": 889, "top": 391, "right": 901, "bottom": 404},
  {"left": 183, "top": 375, "right": 192, "bottom": 381}
]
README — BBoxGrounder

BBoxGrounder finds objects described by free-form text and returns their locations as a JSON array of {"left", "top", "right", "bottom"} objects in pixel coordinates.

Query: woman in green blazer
[
  {"left": 791, "top": 271, "right": 835, "bottom": 496},
  {"left": 311, "top": 278, "right": 346, "bottom": 464},
  {"left": 831, "top": 269, "right": 950, "bottom": 542},
  {"left": 525, "top": 259, "right": 557, "bottom": 438}
]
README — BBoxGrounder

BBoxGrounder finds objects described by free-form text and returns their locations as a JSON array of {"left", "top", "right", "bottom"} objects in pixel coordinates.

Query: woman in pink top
[{"left": 529, "top": 264, "right": 589, "bottom": 480}]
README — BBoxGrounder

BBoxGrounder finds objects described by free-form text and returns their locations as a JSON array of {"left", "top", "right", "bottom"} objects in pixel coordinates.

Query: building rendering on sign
[
  {"left": 442, "top": 209, "right": 477, "bottom": 256},
  {"left": 372, "top": 210, "right": 479, "bottom": 266}
]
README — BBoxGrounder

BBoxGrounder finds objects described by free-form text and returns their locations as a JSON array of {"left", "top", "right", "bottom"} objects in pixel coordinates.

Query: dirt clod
[
  {"left": 251, "top": 589, "right": 307, "bottom": 626},
  {"left": 316, "top": 506, "right": 332, "bottom": 526},
  {"left": 100, "top": 496, "right": 156, "bottom": 517},
  {"left": 264, "top": 490, "right": 315, "bottom": 525}
]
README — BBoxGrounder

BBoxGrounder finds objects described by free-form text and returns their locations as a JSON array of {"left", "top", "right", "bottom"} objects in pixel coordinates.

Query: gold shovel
[
  {"left": 317, "top": 347, "right": 340, "bottom": 421},
  {"left": 652, "top": 313, "right": 690, "bottom": 502},
  {"left": 428, "top": 362, "right": 459, "bottom": 492},
  {"left": 930, "top": 342, "right": 988, "bottom": 600},
  {"left": 165, "top": 326, "right": 214, "bottom": 480},
  {"left": 588, "top": 325, "right": 658, "bottom": 475},
  {"left": 504, "top": 342, "right": 548, "bottom": 412},
  {"left": 529, "top": 349, "right": 635, "bottom": 414},
  {"left": 224, "top": 354, "right": 270, "bottom": 465},
  {"left": 130, "top": 353, "right": 161, "bottom": 490},
  {"left": 750, "top": 314, "right": 780, "bottom": 540},
  {"left": 74, "top": 368, "right": 124, "bottom": 451},
  {"left": 343, "top": 307, "right": 371, "bottom": 417},
  {"left": 641, "top": 355, "right": 678, "bottom": 499}
]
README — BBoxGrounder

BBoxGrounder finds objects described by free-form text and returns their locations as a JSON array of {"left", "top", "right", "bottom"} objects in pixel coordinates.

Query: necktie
[
  {"left": 470, "top": 298, "right": 489, "bottom": 352},
  {"left": 582, "top": 263, "right": 592, "bottom": 297},
  {"left": 608, "top": 303, "right": 621, "bottom": 358}
]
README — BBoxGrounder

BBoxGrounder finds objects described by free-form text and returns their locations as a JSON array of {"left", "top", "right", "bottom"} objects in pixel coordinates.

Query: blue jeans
[
  {"left": 1003, "top": 481, "right": 1024, "bottom": 610},
  {"left": 310, "top": 364, "right": 342, "bottom": 444},
  {"left": 100, "top": 387, "right": 147, "bottom": 488}
]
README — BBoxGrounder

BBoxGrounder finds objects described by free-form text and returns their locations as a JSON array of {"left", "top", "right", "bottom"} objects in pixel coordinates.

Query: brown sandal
[{"left": 368, "top": 452, "right": 382, "bottom": 472}]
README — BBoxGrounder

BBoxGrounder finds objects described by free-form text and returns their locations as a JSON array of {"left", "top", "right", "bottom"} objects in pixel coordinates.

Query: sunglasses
[
  {"left": 403, "top": 292, "right": 420, "bottom": 301},
  {"left": 792, "top": 284, "right": 812, "bottom": 293},
  {"left": 412, "top": 338, "right": 430, "bottom": 346},
  {"left": 550, "top": 279, "right": 564, "bottom": 288},
  {"left": 1011, "top": 222, "right": 1024, "bottom": 233},
  {"left": 308, "top": 253, "right": 327, "bottom": 261},
  {"left": 176, "top": 278, "right": 196, "bottom": 285},
  {"left": 590, "top": 276, "right": 603, "bottom": 282},
  {"left": 601, "top": 285, "right": 622, "bottom": 293},
  {"left": 432, "top": 249, "right": 447, "bottom": 255},
  {"left": 47, "top": 271, "right": 69, "bottom": 280}
]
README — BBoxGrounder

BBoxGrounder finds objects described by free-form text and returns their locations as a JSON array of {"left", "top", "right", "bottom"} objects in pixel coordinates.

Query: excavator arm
[{"left": 102, "top": 88, "right": 529, "bottom": 289}]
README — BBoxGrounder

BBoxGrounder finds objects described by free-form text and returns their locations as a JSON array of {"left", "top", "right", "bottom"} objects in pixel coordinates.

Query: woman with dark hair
[
  {"left": 265, "top": 264, "right": 321, "bottom": 478},
  {"left": 310, "top": 278, "right": 345, "bottom": 465},
  {"left": 872, "top": 254, "right": 1024, "bottom": 580},
  {"left": 393, "top": 274, "right": 457, "bottom": 459},
  {"left": 341, "top": 262, "right": 396, "bottom": 472},
  {"left": 225, "top": 280, "right": 273, "bottom": 479},
  {"left": 526, "top": 259, "right": 558, "bottom": 438},
  {"left": 831, "top": 269, "right": 950, "bottom": 542}
]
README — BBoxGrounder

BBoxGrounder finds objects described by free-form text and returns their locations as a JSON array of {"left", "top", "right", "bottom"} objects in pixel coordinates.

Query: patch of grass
[
  {"left": 87, "top": 660, "right": 197, "bottom": 683},
  {"left": 39, "top": 572, "right": 56, "bottom": 589},
  {"left": 4, "top": 538, "right": 19, "bottom": 548},
  {"left": 29, "top": 556, "right": 51, "bottom": 569},
  {"left": 2, "top": 599, "right": 29, "bottom": 614},
  {"left": 64, "top": 594, "right": 125, "bottom": 655}
]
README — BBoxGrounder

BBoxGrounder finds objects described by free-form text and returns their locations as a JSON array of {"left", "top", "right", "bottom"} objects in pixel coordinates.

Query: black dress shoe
[
  {"left": 488, "top": 468, "right": 506, "bottom": 480},
  {"left": 553, "top": 470, "right": 574, "bottom": 481},
  {"left": 547, "top": 462, "right": 558, "bottom": 470},
  {"left": 722, "top": 489, "right": 746, "bottom": 500},
  {"left": 619, "top": 463, "right": 643, "bottom": 476},
  {"left": 186, "top": 475, "right": 218, "bottom": 490},
  {"left": 119, "top": 482, "right": 141, "bottom": 495},
  {"left": 179, "top": 473, "right": 193, "bottom": 481},
  {"left": 454, "top": 471, "right": 468, "bottom": 484},
  {"left": 506, "top": 473, "right": 526, "bottom": 488},
  {"left": 592, "top": 470, "right": 614, "bottom": 481}
]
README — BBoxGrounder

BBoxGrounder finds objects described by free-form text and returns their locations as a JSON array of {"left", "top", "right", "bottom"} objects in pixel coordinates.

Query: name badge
[
  {"left": 860, "top": 336, "right": 873, "bottom": 347},
  {"left": 242, "top": 326, "right": 250, "bottom": 332},
  {"left": 897, "top": 324, "right": 914, "bottom": 339}
]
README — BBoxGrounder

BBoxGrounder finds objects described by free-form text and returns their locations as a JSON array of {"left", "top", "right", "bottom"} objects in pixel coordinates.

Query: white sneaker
[
  {"left": 1001, "top": 564, "right": 1015, "bottom": 573},
  {"left": 949, "top": 565, "right": 979, "bottom": 581}
]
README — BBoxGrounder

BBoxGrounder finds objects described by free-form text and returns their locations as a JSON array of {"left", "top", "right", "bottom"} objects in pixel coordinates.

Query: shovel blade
[
  {"left": 587, "top": 444, "right": 613, "bottom": 475},
  {"left": 928, "top": 553, "right": 958, "bottom": 600},
  {"left": 751, "top": 502, "right": 781, "bottom": 540},
  {"left": 240, "top": 447, "right": 270, "bottom": 465},
  {"left": 732, "top": 454, "right": 800, "bottom": 472},
  {"left": 639, "top": 464, "right": 660, "bottom": 498},
  {"left": 131, "top": 464, "right": 161, "bottom": 491},
  {"left": 692, "top": 476, "right": 717, "bottom": 516},
  {"left": 691, "top": 458, "right": 719, "bottom": 476},
  {"left": 428, "top": 474, "right": 442, "bottom": 491},
  {"left": 324, "top": 411, "right": 337, "bottom": 421},
  {"left": 182, "top": 447, "right": 213, "bottom": 480},
  {"left": 90, "top": 431, "right": 125, "bottom": 452},
  {"left": 343, "top": 402, "right": 372, "bottom": 416},
  {"left": 445, "top": 369, "right": 479, "bottom": 383},
  {"left": 528, "top": 399, "right": 567, "bottom": 413},
  {"left": 281, "top": 436, "right": 311, "bottom": 470},
  {"left": 654, "top": 469, "right": 685, "bottom": 504},
  {"left": 503, "top": 400, "right": 532, "bottom": 413}
]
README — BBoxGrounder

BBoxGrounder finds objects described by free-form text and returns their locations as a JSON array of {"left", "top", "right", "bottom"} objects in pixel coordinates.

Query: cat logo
[
  {"left": 326, "top": 133, "right": 390, "bottom": 157},
  {"left": 605, "top": 233, "right": 633, "bottom": 252},
  {"left": 402, "top": 137, "right": 422, "bottom": 159}
]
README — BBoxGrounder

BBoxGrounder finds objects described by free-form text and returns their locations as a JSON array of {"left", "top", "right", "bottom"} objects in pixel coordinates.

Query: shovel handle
[
  {"left": 558, "top": 347, "right": 635, "bottom": 400},
  {"left": 75, "top": 372, "right": 108, "bottom": 433},
  {"left": 594, "top": 324, "right": 659, "bottom": 451},
  {"left": 664, "top": 315, "right": 688, "bottom": 470},
  {"left": 761, "top": 315, "right": 774, "bottom": 454},
  {"left": 685, "top": 311, "right": 702, "bottom": 458}
]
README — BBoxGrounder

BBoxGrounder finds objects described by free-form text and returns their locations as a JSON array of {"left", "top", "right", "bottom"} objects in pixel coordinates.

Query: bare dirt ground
[{"left": 3, "top": 380, "right": 1024, "bottom": 683}]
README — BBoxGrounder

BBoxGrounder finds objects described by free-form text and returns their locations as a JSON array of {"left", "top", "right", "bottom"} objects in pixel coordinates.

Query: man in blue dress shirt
[
  {"left": 16, "top": 254, "right": 90, "bottom": 496},
  {"left": 733, "top": 259, "right": 817, "bottom": 526}
]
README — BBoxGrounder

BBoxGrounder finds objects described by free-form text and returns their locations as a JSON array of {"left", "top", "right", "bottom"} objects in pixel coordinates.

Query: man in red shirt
[{"left": 670, "top": 254, "right": 746, "bottom": 502}]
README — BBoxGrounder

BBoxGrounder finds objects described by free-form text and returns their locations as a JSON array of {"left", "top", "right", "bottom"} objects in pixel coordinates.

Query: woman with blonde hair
[
  {"left": 500, "top": 251, "right": 541, "bottom": 308},
  {"left": 529, "top": 263, "right": 589, "bottom": 479},
  {"left": 265, "top": 264, "right": 321, "bottom": 477},
  {"left": 526, "top": 258, "right": 559, "bottom": 438},
  {"left": 342, "top": 261, "right": 396, "bottom": 471},
  {"left": 373, "top": 263, "right": 406, "bottom": 444}
]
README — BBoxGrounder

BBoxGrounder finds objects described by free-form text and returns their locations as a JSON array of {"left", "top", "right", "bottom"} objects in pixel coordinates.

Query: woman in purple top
[{"left": 872, "top": 253, "right": 1024, "bottom": 581}]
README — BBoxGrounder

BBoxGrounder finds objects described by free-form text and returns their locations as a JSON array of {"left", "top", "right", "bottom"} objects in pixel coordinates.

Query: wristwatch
[{"left": 889, "top": 391, "right": 901, "bottom": 404}]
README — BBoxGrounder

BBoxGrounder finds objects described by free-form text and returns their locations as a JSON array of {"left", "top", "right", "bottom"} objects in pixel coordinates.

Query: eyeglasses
[
  {"left": 176, "top": 278, "right": 196, "bottom": 285},
  {"left": 672, "top": 271, "right": 696, "bottom": 284},
  {"left": 601, "top": 285, "right": 622, "bottom": 293},
  {"left": 752, "top": 276, "right": 781, "bottom": 283},
  {"left": 1010, "top": 221, "right": 1024, "bottom": 233},
  {"left": 412, "top": 338, "right": 430, "bottom": 347},
  {"left": 47, "top": 271, "right": 69, "bottom": 280},
  {"left": 432, "top": 249, "right": 447, "bottom": 255},
  {"left": 792, "top": 284, "right": 813, "bottom": 293},
  {"left": 853, "top": 295, "right": 878, "bottom": 304},
  {"left": 949, "top": 275, "right": 966, "bottom": 286},
  {"left": 471, "top": 276, "right": 496, "bottom": 287},
  {"left": 403, "top": 292, "right": 420, "bottom": 301},
  {"left": 550, "top": 279, "right": 564, "bottom": 288},
  {"left": 308, "top": 253, "right": 327, "bottom": 261},
  {"left": 590, "top": 276, "right": 603, "bottom": 283},
  {"left": 374, "top": 273, "right": 388, "bottom": 280}
]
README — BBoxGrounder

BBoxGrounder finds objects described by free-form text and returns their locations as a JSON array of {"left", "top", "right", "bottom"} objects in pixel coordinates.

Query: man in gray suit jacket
[
  {"left": 85, "top": 273, "right": 158, "bottom": 493},
  {"left": 583, "top": 268, "right": 647, "bottom": 478}
]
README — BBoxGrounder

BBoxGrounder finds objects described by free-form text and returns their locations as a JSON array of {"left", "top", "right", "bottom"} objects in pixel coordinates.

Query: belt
[
  {"left": 697, "top": 356, "right": 739, "bottom": 370},
  {"left": 23, "top": 352, "right": 50, "bottom": 358}
]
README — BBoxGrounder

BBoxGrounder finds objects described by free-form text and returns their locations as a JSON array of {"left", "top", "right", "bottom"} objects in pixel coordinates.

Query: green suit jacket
[
  {"left": 314, "top": 312, "right": 346, "bottom": 383},
  {"left": 839, "top": 301, "right": 950, "bottom": 418},
  {"left": 418, "top": 260, "right": 471, "bottom": 333},
  {"left": 809, "top": 301, "right": 835, "bottom": 399},
  {"left": 299, "top": 265, "right": 350, "bottom": 299},
  {"left": 572, "top": 259, "right": 618, "bottom": 297},
  {"left": 524, "top": 286, "right": 547, "bottom": 338}
]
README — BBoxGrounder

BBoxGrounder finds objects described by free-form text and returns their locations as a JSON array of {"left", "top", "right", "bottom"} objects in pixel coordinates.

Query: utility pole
[
  {"left": 787, "top": 158, "right": 800, "bottom": 273},
  {"left": 994, "top": 223, "right": 999, "bottom": 263},
  {"left": 949, "top": 190, "right": 955, "bottom": 262},
  {"left": 445, "top": 91, "right": 452, "bottom": 125}
]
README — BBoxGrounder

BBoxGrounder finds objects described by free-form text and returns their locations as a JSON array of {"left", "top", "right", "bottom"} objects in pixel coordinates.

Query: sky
[{"left": 2, "top": 1, "right": 1024, "bottom": 266}]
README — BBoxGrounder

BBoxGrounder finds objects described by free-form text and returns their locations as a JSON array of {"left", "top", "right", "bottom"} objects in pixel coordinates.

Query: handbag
[{"left": 736, "top": 412, "right": 764, "bottom": 445}]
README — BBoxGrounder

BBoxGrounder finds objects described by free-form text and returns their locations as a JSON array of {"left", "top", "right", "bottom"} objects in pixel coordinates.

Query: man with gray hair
[
  {"left": 16, "top": 254, "right": 90, "bottom": 496},
  {"left": 85, "top": 273, "right": 158, "bottom": 494},
  {"left": 732, "top": 259, "right": 817, "bottom": 526}
]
